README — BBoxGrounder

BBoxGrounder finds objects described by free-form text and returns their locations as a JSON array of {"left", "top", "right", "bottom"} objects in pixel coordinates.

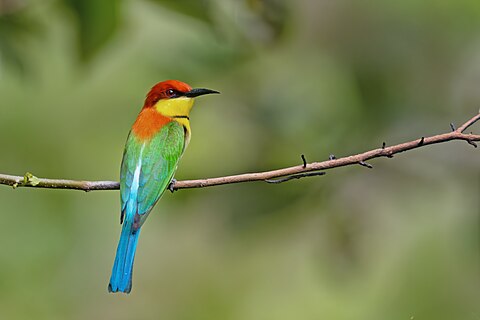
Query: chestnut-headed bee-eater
[{"left": 108, "top": 80, "right": 219, "bottom": 293}]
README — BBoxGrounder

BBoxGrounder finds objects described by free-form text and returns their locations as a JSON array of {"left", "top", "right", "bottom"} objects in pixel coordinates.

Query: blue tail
[{"left": 108, "top": 218, "right": 141, "bottom": 294}]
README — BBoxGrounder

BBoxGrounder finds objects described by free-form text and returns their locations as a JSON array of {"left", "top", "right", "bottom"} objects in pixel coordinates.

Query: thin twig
[
  {"left": 467, "top": 140, "right": 478, "bottom": 148},
  {"left": 1, "top": 113, "right": 479, "bottom": 192},
  {"left": 265, "top": 171, "right": 325, "bottom": 184},
  {"left": 458, "top": 113, "right": 480, "bottom": 132},
  {"left": 358, "top": 161, "right": 373, "bottom": 169}
]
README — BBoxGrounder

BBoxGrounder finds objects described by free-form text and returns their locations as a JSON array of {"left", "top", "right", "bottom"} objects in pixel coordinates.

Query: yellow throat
[{"left": 154, "top": 97, "right": 194, "bottom": 145}]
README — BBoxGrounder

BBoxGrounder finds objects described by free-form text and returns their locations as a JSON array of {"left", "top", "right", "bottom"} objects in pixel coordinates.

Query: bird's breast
[{"left": 132, "top": 109, "right": 172, "bottom": 140}]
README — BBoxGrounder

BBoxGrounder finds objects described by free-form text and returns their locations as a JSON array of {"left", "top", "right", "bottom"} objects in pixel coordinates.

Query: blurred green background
[{"left": 0, "top": 0, "right": 479, "bottom": 319}]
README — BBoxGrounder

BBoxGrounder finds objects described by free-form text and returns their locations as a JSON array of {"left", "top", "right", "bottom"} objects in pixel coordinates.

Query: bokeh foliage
[{"left": 0, "top": 0, "right": 478, "bottom": 319}]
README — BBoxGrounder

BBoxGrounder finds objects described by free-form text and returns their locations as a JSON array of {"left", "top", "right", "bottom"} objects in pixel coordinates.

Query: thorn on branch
[
  {"left": 467, "top": 140, "right": 478, "bottom": 148},
  {"left": 418, "top": 137, "right": 425, "bottom": 146},
  {"left": 358, "top": 161, "right": 373, "bottom": 169},
  {"left": 168, "top": 178, "right": 177, "bottom": 193},
  {"left": 329, "top": 154, "right": 336, "bottom": 160},
  {"left": 382, "top": 142, "right": 386, "bottom": 149},
  {"left": 450, "top": 123, "right": 456, "bottom": 131},
  {"left": 301, "top": 154, "right": 307, "bottom": 168},
  {"left": 265, "top": 172, "right": 326, "bottom": 184}
]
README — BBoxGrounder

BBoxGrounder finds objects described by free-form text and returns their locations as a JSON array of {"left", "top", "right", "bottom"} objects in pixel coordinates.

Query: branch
[{"left": 1, "top": 113, "right": 479, "bottom": 192}]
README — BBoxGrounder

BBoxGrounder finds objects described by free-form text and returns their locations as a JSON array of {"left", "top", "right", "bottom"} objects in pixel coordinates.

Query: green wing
[{"left": 120, "top": 121, "right": 185, "bottom": 228}]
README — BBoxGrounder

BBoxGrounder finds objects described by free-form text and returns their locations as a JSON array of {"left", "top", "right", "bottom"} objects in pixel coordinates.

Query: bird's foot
[{"left": 168, "top": 178, "right": 177, "bottom": 193}]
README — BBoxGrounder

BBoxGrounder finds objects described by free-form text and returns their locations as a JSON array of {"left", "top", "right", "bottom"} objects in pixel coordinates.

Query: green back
[{"left": 120, "top": 121, "right": 185, "bottom": 227}]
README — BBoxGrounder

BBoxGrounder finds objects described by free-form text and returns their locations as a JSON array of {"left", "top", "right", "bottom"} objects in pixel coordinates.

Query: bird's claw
[{"left": 168, "top": 178, "right": 177, "bottom": 193}]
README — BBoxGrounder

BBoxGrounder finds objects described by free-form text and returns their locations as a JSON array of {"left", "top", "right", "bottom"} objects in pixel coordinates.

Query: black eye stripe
[{"left": 166, "top": 89, "right": 184, "bottom": 98}]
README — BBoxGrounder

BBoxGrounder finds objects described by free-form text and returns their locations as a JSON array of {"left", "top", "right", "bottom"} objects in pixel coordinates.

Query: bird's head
[{"left": 144, "top": 80, "right": 219, "bottom": 118}]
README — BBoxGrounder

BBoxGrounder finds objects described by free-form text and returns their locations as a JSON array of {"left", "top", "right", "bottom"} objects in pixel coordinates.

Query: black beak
[{"left": 184, "top": 88, "right": 220, "bottom": 98}]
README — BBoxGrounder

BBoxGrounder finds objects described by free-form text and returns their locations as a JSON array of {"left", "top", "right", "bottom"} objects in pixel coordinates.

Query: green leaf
[
  {"left": 23, "top": 172, "right": 40, "bottom": 186},
  {"left": 148, "top": 0, "right": 212, "bottom": 24},
  {"left": 247, "top": 0, "right": 290, "bottom": 41},
  {"left": 63, "top": 0, "right": 121, "bottom": 61},
  {"left": 0, "top": 11, "right": 42, "bottom": 74}
]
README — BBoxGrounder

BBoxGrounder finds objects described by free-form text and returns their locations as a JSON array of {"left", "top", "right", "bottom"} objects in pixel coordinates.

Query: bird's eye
[{"left": 166, "top": 89, "right": 175, "bottom": 97}]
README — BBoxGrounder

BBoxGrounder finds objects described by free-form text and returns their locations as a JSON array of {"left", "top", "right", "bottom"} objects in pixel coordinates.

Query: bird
[{"left": 108, "top": 80, "right": 219, "bottom": 293}]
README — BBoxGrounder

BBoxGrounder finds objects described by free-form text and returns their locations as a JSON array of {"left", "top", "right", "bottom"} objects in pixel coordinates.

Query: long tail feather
[{"left": 108, "top": 218, "right": 141, "bottom": 294}]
